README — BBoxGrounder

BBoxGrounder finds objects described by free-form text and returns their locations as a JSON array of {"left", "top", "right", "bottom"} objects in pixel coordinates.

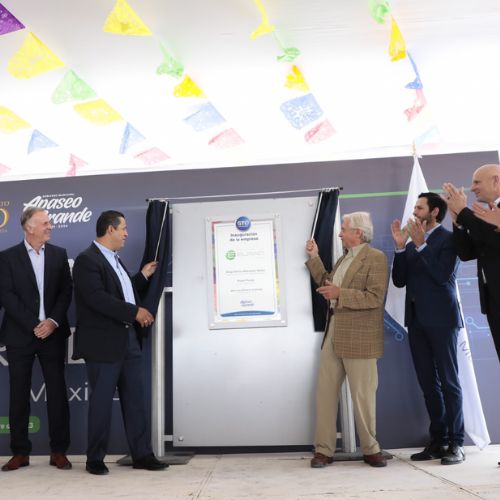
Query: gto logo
[
  {"left": 235, "top": 216, "right": 251, "bottom": 232},
  {"left": 0, "top": 201, "right": 9, "bottom": 229}
]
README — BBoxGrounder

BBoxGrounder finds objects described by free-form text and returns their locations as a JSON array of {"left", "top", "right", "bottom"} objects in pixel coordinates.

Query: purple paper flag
[
  {"left": 280, "top": 94, "right": 323, "bottom": 129},
  {"left": 0, "top": 3, "right": 25, "bottom": 36}
]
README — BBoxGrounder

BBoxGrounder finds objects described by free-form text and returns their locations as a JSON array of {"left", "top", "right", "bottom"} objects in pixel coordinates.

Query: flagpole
[
  {"left": 153, "top": 201, "right": 169, "bottom": 262},
  {"left": 310, "top": 190, "right": 324, "bottom": 239},
  {"left": 146, "top": 186, "right": 343, "bottom": 203}
]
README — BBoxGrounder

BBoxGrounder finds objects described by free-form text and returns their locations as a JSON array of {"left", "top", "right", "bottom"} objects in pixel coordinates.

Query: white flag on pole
[{"left": 385, "top": 154, "right": 490, "bottom": 449}]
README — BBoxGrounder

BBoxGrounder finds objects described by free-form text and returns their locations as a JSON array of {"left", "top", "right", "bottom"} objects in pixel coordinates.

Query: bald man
[{"left": 443, "top": 164, "right": 500, "bottom": 364}]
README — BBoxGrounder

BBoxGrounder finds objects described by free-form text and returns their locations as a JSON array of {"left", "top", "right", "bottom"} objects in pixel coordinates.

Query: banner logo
[
  {"left": 23, "top": 194, "right": 92, "bottom": 228},
  {"left": 0, "top": 200, "right": 10, "bottom": 230},
  {"left": 0, "top": 416, "right": 40, "bottom": 434},
  {"left": 235, "top": 216, "right": 251, "bottom": 232}
]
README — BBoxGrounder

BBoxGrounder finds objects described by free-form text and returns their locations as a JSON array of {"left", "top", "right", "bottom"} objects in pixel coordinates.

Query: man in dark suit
[
  {"left": 0, "top": 207, "right": 72, "bottom": 472},
  {"left": 443, "top": 164, "right": 500, "bottom": 363},
  {"left": 72, "top": 210, "right": 167, "bottom": 475},
  {"left": 391, "top": 192, "right": 465, "bottom": 465}
]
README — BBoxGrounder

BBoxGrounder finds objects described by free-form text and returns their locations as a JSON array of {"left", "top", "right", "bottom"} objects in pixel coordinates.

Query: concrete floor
[{"left": 1, "top": 446, "right": 500, "bottom": 499}]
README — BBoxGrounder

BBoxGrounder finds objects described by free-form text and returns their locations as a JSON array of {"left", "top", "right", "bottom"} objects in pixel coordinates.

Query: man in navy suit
[
  {"left": 72, "top": 210, "right": 167, "bottom": 475},
  {"left": 0, "top": 207, "right": 72, "bottom": 472},
  {"left": 391, "top": 192, "right": 465, "bottom": 465}
]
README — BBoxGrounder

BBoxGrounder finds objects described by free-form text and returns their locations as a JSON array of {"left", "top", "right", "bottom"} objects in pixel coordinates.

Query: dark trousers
[
  {"left": 486, "top": 290, "right": 500, "bottom": 363},
  {"left": 6, "top": 338, "right": 70, "bottom": 455},
  {"left": 85, "top": 329, "right": 152, "bottom": 462},
  {"left": 408, "top": 314, "right": 464, "bottom": 446}
]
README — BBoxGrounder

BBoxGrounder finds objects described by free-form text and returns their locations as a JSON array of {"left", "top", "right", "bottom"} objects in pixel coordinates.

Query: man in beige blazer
[{"left": 306, "top": 211, "right": 389, "bottom": 468}]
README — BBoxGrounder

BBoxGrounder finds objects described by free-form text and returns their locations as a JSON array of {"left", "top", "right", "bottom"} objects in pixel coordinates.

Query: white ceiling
[{"left": 1, "top": 0, "right": 500, "bottom": 181}]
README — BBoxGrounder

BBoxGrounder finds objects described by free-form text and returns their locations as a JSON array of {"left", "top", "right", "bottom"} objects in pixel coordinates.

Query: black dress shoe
[
  {"left": 133, "top": 454, "right": 168, "bottom": 471},
  {"left": 441, "top": 444, "right": 465, "bottom": 465},
  {"left": 411, "top": 442, "right": 447, "bottom": 461},
  {"left": 86, "top": 461, "right": 109, "bottom": 475}
]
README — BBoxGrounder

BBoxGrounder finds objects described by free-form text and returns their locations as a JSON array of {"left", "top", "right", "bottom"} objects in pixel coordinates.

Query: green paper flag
[
  {"left": 52, "top": 70, "right": 96, "bottom": 104},
  {"left": 277, "top": 47, "right": 301, "bottom": 63},
  {"left": 156, "top": 45, "right": 184, "bottom": 79},
  {"left": 368, "top": 0, "right": 391, "bottom": 24}
]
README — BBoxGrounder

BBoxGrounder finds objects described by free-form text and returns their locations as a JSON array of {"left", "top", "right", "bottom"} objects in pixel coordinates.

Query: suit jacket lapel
[
  {"left": 90, "top": 243, "right": 125, "bottom": 300},
  {"left": 17, "top": 242, "right": 38, "bottom": 290},
  {"left": 43, "top": 244, "right": 53, "bottom": 299},
  {"left": 341, "top": 244, "right": 369, "bottom": 288},
  {"left": 425, "top": 225, "right": 442, "bottom": 245}
]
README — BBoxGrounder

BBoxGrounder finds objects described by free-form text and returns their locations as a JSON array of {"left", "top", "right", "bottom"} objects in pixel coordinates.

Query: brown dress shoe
[
  {"left": 50, "top": 452, "right": 72, "bottom": 470},
  {"left": 1, "top": 455, "right": 30, "bottom": 472},
  {"left": 310, "top": 452, "right": 334, "bottom": 468},
  {"left": 363, "top": 452, "right": 387, "bottom": 467}
]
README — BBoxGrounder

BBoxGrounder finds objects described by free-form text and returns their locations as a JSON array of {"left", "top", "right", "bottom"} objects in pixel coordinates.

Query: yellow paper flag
[
  {"left": 388, "top": 17, "right": 406, "bottom": 62},
  {"left": 7, "top": 32, "right": 64, "bottom": 79},
  {"left": 103, "top": 0, "right": 152, "bottom": 36},
  {"left": 0, "top": 106, "right": 31, "bottom": 133},
  {"left": 173, "top": 75, "right": 206, "bottom": 98},
  {"left": 73, "top": 99, "right": 123, "bottom": 125},
  {"left": 251, "top": 0, "right": 275, "bottom": 39},
  {"left": 285, "top": 65, "right": 309, "bottom": 92}
]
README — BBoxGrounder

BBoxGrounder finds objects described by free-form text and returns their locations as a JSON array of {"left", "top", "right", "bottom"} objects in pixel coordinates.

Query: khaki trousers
[{"left": 314, "top": 327, "right": 380, "bottom": 457}]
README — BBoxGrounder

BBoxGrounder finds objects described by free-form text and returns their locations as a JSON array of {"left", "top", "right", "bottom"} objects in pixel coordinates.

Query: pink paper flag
[
  {"left": 66, "top": 153, "right": 88, "bottom": 176},
  {"left": 404, "top": 89, "right": 426, "bottom": 121},
  {"left": 0, "top": 162, "right": 11, "bottom": 175},
  {"left": 304, "top": 120, "right": 335, "bottom": 144},
  {"left": 134, "top": 147, "right": 170, "bottom": 166},
  {"left": 208, "top": 128, "right": 244, "bottom": 149}
]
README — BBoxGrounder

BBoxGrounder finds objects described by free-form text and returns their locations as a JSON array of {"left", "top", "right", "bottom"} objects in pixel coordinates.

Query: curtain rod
[{"left": 146, "top": 186, "right": 342, "bottom": 203}]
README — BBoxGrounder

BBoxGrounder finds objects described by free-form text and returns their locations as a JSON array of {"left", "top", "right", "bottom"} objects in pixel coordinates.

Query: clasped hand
[
  {"left": 33, "top": 319, "right": 56, "bottom": 339},
  {"left": 136, "top": 307, "right": 154, "bottom": 328}
]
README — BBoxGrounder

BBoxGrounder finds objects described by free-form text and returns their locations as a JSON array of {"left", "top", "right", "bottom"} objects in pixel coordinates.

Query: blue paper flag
[
  {"left": 119, "top": 123, "right": 145, "bottom": 154},
  {"left": 405, "top": 52, "right": 423, "bottom": 90},
  {"left": 184, "top": 102, "right": 226, "bottom": 132},
  {"left": 280, "top": 94, "right": 323, "bottom": 129},
  {"left": 27, "top": 129, "right": 58, "bottom": 154}
]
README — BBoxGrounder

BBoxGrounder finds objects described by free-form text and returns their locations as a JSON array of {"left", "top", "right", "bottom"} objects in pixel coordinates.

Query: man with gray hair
[
  {"left": 305, "top": 211, "right": 389, "bottom": 468},
  {"left": 0, "top": 207, "right": 72, "bottom": 472}
]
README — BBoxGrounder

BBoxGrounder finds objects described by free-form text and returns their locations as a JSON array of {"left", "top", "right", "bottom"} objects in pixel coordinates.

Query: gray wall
[{"left": 1, "top": 150, "right": 499, "bottom": 454}]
